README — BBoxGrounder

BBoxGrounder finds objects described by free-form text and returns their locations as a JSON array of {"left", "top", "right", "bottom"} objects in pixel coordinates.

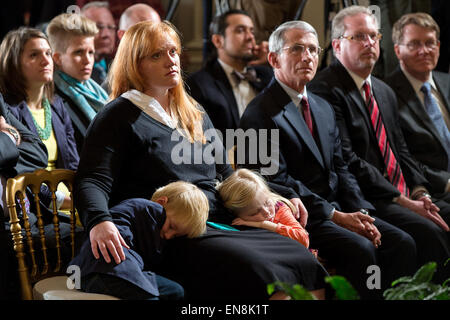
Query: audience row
[{"left": 0, "top": 3, "right": 449, "bottom": 301}]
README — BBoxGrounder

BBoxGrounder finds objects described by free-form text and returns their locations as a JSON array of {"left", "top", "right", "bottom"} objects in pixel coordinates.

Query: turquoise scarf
[{"left": 54, "top": 70, "right": 108, "bottom": 121}]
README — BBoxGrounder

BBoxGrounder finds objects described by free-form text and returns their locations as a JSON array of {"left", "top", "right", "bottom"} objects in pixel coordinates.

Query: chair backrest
[
  {"left": 227, "top": 145, "right": 236, "bottom": 170},
  {"left": 5, "top": 169, "right": 77, "bottom": 300}
]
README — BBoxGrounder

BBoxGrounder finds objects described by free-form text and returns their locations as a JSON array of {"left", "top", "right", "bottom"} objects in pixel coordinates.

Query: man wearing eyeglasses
[
  {"left": 385, "top": 13, "right": 450, "bottom": 205},
  {"left": 239, "top": 20, "right": 417, "bottom": 299},
  {"left": 309, "top": 6, "right": 450, "bottom": 282},
  {"left": 82, "top": 2, "right": 117, "bottom": 85}
]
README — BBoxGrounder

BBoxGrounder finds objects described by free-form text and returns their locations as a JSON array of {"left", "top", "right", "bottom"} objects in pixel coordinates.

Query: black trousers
[
  {"left": 372, "top": 199, "right": 450, "bottom": 283},
  {"left": 309, "top": 217, "right": 417, "bottom": 300}
]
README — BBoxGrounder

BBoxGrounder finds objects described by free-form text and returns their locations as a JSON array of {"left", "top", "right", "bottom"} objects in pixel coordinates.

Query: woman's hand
[{"left": 89, "top": 221, "right": 130, "bottom": 264}]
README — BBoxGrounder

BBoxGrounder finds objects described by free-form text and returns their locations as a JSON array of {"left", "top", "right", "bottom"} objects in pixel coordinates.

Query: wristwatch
[
  {"left": 359, "top": 208, "right": 370, "bottom": 215},
  {"left": 7, "top": 128, "right": 19, "bottom": 144}
]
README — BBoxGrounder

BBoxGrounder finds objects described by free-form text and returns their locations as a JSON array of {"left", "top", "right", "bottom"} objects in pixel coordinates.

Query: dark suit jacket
[
  {"left": 0, "top": 94, "right": 47, "bottom": 178},
  {"left": 7, "top": 95, "right": 79, "bottom": 171},
  {"left": 239, "top": 78, "right": 373, "bottom": 228},
  {"left": 385, "top": 67, "right": 450, "bottom": 194},
  {"left": 308, "top": 60, "right": 429, "bottom": 202},
  {"left": 186, "top": 59, "right": 273, "bottom": 139},
  {"left": 55, "top": 87, "right": 91, "bottom": 155}
]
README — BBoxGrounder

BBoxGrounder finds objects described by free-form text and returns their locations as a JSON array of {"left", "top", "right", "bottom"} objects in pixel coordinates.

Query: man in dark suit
[
  {"left": 186, "top": 9, "right": 273, "bottom": 141},
  {"left": 0, "top": 93, "right": 48, "bottom": 299},
  {"left": 308, "top": 5, "right": 450, "bottom": 282},
  {"left": 239, "top": 20, "right": 417, "bottom": 299},
  {"left": 385, "top": 13, "right": 450, "bottom": 203}
]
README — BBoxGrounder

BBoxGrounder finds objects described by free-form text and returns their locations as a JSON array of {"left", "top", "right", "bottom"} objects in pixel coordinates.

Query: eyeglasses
[
  {"left": 281, "top": 43, "right": 323, "bottom": 57},
  {"left": 339, "top": 33, "right": 382, "bottom": 42},
  {"left": 96, "top": 23, "right": 117, "bottom": 32},
  {"left": 399, "top": 40, "right": 439, "bottom": 51}
]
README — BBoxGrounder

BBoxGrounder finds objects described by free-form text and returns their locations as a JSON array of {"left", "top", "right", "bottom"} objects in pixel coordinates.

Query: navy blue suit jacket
[
  {"left": 385, "top": 67, "right": 450, "bottom": 194},
  {"left": 239, "top": 78, "right": 373, "bottom": 228},
  {"left": 7, "top": 95, "right": 79, "bottom": 171}
]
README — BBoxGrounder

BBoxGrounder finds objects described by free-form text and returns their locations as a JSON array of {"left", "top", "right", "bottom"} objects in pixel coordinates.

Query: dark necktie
[
  {"left": 301, "top": 97, "right": 314, "bottom": 137},
  {"left": 420, "top": 82, "right": 450, "bottom": 171},
  {"left": 363, "top": 81, "right": 409, "bottom": 196}
]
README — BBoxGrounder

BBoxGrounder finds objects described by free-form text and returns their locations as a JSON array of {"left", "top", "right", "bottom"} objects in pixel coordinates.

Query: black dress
[{"left": 73, "top": 96, "right": 327, "bottom": 299}]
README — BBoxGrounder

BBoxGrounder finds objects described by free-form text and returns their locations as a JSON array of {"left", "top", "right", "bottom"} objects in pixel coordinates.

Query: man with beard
[
  {"left": 186, "top": 10, "right": 273, "bottom": 141},
  {"left": 308, "top": 5, "right": 450, "bottom": 282}
]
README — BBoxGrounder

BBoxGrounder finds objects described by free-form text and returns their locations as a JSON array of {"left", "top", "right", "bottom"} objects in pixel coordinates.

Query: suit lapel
[
  {"left": 333, "top": 61, "right": 381, "bottom": 149},
  {"left": 269, "top": 81, "right": 325, "bottom": 168},
  {"left": 433, "top": 71, "right": 450, "bottom": 114},
  {"left": 212, "top": 61, "right": 240, "bottom": 127},
  {"left": 309, "top": 94, "right": 331, "bottom": 169},
  {"left": 392, "top": 69, "right": 444, "bottom": 146}
]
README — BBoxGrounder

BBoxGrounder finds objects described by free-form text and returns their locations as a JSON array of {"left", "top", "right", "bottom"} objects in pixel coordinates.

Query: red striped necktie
[{"left": 363, "top": 81, "right": 409, "bottom": 197}]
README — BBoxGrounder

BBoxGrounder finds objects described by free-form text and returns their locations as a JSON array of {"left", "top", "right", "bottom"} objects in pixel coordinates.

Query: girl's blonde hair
[
  {"left": 217, "top": 169, "right": 297, "bottom": 215},
  {"left": 151, "top": 181, "right": 209, "bottom": 238},
  {"left": 109, "top": 20, "right": 205, "bottom": 143},
  {"left": 46, "top": 13, "right": 98, "bottom": 54}
]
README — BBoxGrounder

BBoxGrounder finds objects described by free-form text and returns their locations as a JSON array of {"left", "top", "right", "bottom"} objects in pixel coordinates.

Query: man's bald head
[{"left": 118, "top": 3, "right": 161, "bottom": 40}]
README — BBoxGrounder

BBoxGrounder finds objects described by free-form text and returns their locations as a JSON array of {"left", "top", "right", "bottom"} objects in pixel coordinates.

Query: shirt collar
[
  {"left": 346, "top": 68, "right": 372, "bottom": 92},
  {"left": 218, "top": 59, "right": 251, "bottom": 86},
  {"left": 121, "top": 89, "right": 178, "bottom": 129},
  {"left": 400, "top": 65, "right": 436, "bottom": 94},
  {"left": 275, "top": 76, "right": 308, "bottom": 106}
]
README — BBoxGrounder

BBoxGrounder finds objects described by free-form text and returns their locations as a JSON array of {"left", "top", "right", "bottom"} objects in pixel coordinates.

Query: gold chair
[
  {"left": 6, "top": 168, "right": 118, "bottom": 300},
  {"left": 227, "top": 145, "right": 236, "bottom": 170}
]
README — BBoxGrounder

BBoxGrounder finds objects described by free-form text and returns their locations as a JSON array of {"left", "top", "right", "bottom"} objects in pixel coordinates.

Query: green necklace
[{"left": 31, "top": 98, "right": 52, "bottom": 140}]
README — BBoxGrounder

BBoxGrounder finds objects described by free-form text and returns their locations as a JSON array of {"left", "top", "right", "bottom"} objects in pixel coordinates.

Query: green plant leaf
[
  {"left": 267, "top": 281, "right": 316, "bottom": 300},
  {"left": 267, "top": 283, "right": 275, "bottom": 296},
  {"left": 411, "top": 262, "right": 437, "bottom": 284},
  {"left": 391, "top": 276, "right": 413, "bottom": 287},
  {"left": 325, "top": 275, "right": 359, "bottom": 300}
]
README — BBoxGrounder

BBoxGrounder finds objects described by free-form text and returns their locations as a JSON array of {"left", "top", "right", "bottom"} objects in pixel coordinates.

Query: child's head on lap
[{"left": 152, "top": 181, "right": 209, "bottom": 239}]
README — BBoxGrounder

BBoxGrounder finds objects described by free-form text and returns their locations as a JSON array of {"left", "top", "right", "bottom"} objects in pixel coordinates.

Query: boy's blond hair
[
  {"left": 217, "top": 169, "right": 297, "bottom": 215},
  {"left": 47, "top": 13, "right": 98, "bottom": 53},
  {"left": 151, "top": 181, "right": 209, "bottom": 238}
]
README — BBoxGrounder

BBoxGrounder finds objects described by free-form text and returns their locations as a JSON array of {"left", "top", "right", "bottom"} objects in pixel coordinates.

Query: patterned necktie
[
  {"left": 420, "top": 82, "right": 450, "bottom": 171},
  {"left": 231, "top": 68, "right": 260, "bottom": 84},
  {"left": 301, "top": 97, "right": 314, "bottom": 137},
  {"left": 363, "top": 81, "right": 409, "bottom": 196}
]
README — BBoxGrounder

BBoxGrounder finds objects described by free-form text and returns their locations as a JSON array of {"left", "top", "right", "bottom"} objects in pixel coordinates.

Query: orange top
[{"left": 272, "top": 202, "right": 309, "bottom": 248}]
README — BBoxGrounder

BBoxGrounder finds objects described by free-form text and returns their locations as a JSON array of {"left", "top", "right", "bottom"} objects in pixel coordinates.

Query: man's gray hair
[
  {"left": 268, "top": 20, "right": 318, "bottom": 53},
  {"left": 81, "top": 1, "right": 110, "bottom": 12},
  {"left": 331, "top": 5, "right": 379, "bottom": 40}
]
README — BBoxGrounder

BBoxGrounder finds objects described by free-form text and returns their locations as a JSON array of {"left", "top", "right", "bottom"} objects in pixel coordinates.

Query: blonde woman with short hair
[{"left": 47, "top": 13, "right": 108, "bottom": 153}]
